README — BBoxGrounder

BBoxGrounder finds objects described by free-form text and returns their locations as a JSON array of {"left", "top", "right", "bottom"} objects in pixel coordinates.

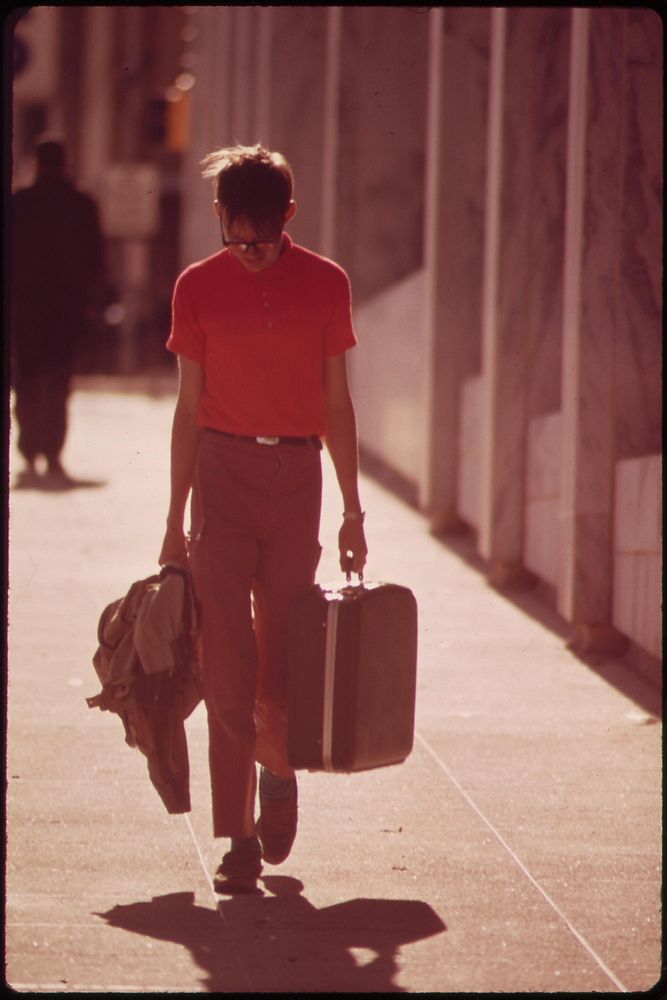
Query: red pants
[{"left": 190, "top": 431, "right": 322, "bottom": 838}]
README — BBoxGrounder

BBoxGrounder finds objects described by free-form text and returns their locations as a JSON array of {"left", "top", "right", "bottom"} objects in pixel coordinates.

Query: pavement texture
[{"left": 6, "top": 378, "right": 663, "bottom": 994}]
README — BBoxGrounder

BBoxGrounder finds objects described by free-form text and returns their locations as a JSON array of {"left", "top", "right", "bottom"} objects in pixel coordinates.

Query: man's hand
[
  {"left": 159, "top": 524, "right": 189, "bottom": 569},
  {"left": 338, "top": 518, "right": 368, "bottom": 578}
]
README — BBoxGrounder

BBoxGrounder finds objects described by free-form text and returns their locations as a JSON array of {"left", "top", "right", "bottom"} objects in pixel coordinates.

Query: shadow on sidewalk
[
  {"left": 11, "top": 469, "right": 107, "bottom": 492},
  {"left": 360, "top": 451, "right": 660, "bottom": 719},
  {"left": 95, "top": 877, "right": 446, "bottom": 993},
  {"left": 436, "top": 528, "right": 662, "bottom": 720}
]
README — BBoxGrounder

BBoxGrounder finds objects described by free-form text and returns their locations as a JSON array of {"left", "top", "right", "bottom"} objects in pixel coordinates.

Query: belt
[{"left": 207, "top": 429, "right": 322, "bottom": 449}]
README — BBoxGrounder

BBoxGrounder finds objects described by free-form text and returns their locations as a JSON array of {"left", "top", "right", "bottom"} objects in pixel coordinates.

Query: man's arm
[
  {"left": 159, "top": 355, "right": 204, "bottom": 567},
  {"left": 323, "top": 352, "right": 368, "bottom": 576}
]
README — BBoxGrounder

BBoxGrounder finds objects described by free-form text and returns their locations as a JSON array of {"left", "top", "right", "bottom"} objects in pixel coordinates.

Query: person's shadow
[
  {"left": 95, "top": 876, "right": 446, "bottom": 993},
  {"left": 11, "top": 468, "right": 106, "bottom": 492}
]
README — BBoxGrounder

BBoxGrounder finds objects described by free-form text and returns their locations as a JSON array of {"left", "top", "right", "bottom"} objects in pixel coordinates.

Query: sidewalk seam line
[
  {"left": 182, "top": 813, "right": 254, "bottom": 992},
  {"left": 415, "top": 731, "right": 629, "bottom": 994}
]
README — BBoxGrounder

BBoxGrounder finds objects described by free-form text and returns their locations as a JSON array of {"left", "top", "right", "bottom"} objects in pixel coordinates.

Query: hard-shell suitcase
[{"left": 287, "top": 579, "right": 418, "bottom": 772}]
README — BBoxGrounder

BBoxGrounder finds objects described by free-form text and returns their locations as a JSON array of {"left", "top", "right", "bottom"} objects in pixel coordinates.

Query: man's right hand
[{"left": 159, "top": 524, "right": 189, "bottom": 568}]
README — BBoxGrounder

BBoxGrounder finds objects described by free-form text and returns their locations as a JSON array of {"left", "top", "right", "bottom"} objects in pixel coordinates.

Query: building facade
[
  {"left": 11, "top": 5, "right": 191, "bottom": 370},
  {"left": 10, "top": 7, "right": 662, "bottom": 668},
  {"left": 180, "top": 6, "right": 662, "bottom": 670}
]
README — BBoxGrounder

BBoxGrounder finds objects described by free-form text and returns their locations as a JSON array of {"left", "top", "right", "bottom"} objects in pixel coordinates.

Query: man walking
[
  {"left": 159, "top": 145, "right": 367, "bottom": 893},
  {"left": 11, "top": 136, "right": 104, "bottom": 479}
]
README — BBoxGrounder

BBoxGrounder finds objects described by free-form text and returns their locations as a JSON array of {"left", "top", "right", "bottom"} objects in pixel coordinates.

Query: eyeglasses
[{"left": 219, "top": 219, "right": 280, "bottom": 253}]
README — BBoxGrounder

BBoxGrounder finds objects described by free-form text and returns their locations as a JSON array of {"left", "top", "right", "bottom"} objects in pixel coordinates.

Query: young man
[{"left": 159, "top": 145, "right": 367, "bottom": 893}]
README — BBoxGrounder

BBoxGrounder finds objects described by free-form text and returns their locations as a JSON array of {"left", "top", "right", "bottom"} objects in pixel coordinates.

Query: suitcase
[{"left": 287, "top": 578, "right": 418, "bottom": 772}]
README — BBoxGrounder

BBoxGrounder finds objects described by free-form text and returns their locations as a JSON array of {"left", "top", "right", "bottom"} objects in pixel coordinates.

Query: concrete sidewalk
[{"left": 6, "top": 385, "right": 662, "bottom": 993}]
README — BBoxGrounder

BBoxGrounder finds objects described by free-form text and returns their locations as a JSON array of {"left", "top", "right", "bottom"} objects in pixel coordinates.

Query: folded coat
[{"left": 87, "top": 564, "right": 202, "bottom": 813}]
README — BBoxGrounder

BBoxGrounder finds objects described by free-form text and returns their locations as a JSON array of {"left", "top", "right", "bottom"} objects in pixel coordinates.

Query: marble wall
[
  {"left": 182, "top": 7, "right": 331, "bottom": 266},
  {"left": 558, "top": 8, "right": 663, "bottom": 630},
  {"left": 337, "top": 6, "right": 428, "bottom": 303},
  {"left": 267, "top": 8, "right": 328, "bottom": 256},
  {"left": 457, "top": 375, "right": 483, "bottom": 530},
  {"left": 180, "top": 6, "right": 661, "bottom": 660},
  {"left": 613, "top": 456, "right": 662, "bottom": 659},
  {"left": 524, "top": 413, "right": 562, "bottom": 588},
  {"left": 614, "top": 10, "right": 663, "bottom": 459},
  {"left": 424, "top": 8, "right": 489, "bottom": 525},
  {"left": 479, "top": 7, "right": 570, "bottom": 568},
  {"left": 352, "top": 271, "right": 428, "bottom": 489}
]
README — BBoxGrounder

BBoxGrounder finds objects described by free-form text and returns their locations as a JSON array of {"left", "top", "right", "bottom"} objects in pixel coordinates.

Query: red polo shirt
[{"left": 167, "top": 235, "right": 357, "bottom": 437}]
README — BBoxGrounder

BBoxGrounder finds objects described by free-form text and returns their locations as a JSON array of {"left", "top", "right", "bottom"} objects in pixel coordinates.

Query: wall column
[
  {"left": 230, "top": 8, "right": 255, "bottom": 142},
  {"left": 320, "top": 6, "right": 342, "bottom": 260},
  {"left": 422, "top": 6, "right": 450, "bottom": 519},
  {"left": 424, "top": 9, "right": 489, "bottom": 530},
  {"left": 255, "top": 7, "right": 272, "bottom": 146},
  {"left": 558, "top": 8, "right": 634, "bottom": 652},
  {"left": 559, "top": 8, "right": 590, "bottom": 627},
  {"left": 78, "top": 7, "right": 113, "bottom": 195},
  {"left": 478, "top": 7, "right": 505, "bottom": 568},
  {"left": 180, "top": 7, "right": 234, "bottom": 269},
  {"left": 479, "top": 7, "right": 530, "bottom": 583}
]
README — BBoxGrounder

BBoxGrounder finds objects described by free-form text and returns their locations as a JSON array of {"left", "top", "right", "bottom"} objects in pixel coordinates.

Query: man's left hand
[{"left": 338, "top": 519, "right": 368, "bottom": 578}]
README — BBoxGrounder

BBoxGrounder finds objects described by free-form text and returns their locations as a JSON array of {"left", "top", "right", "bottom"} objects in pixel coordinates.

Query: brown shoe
[
  {"left": 256, "top": 777, "right": 298, "bottom": 865},
  {"left": 213, "top": 840, "right": 263, "bottom": 894}
]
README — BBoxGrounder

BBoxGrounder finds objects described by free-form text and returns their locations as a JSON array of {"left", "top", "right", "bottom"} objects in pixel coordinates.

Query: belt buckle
[{"left": 256, "top": 436, "right": 279, "bottom": 446}]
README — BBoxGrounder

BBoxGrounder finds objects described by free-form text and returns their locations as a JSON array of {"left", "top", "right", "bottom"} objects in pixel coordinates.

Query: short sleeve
[
  {"left": 323, "top": 267, "right": 357, "bottom": 357},
  {"left": 166, "top": 269, "right": 205, "bottom": 363}
]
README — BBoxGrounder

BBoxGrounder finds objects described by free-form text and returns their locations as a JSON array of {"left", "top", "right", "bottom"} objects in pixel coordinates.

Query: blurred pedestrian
[
  {"left": 159, "top": 144, "right": 367, "bottom": 893},
  {"left": 10, "top": 135, "right": 105, "bottom": 479}
]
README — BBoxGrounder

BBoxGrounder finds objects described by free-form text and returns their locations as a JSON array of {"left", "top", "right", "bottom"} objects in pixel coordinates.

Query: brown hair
[{"left": 201, "top": 144, "right": 294, "bottom": 232}]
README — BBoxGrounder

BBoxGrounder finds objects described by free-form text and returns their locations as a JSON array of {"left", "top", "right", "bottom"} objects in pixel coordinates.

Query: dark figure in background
[{"left": 11, "top": 136, "right": 104, "bottom": 479}]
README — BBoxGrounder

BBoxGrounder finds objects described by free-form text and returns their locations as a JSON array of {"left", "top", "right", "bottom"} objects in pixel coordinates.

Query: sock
[
  {"left": 230, "top": 834, "right": 260, "bottom": 854},
  {"left": 259, "top": 767, "right": 296, "bottom": 800}
]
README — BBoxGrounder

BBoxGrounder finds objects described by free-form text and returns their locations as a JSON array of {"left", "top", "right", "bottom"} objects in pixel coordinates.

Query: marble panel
[
  {"left": 480, "top": 8, "right": 569, "bottom": 564},
  {"left": 613, "top": 552, "right": 662, "bottom": 659},
  {"left": 524, "top": 497, "right": 560, "bottom": 587},
  {"left": 479, "top": 359, "right": 527, "bottom": 562},
  {"left": 564, "top": 6, "right": 625, "bottom": 515},
  {"left": 180, "top": 7, "right": 236, "bottom": 268},
  {"left": 438, "top": 6, "right": 490, "bottom": 382},
  {"left": 526, "top": 413, "right": 562, "bottom": 502},
  {"left": 558, "top": 510, "right": 613, "bottom": 624},
  {"left": 457, "top": 375, "right": 483, "bottom": 528},
  {"left": 559, "top": 9, "right": 623, "bottom": 623},
  {"left": 352, "top": 270, "right": 428, "bottom": 490},
  {"left": 614, "top": 455, "right": 662, "bottom": 553},
  {"left": 425, "top": 7, "right": 489, "bottom": 518},
  {"left": 338, "top": 6, "right": 429, "bottom": 302},
  {"left": 612, "top": 552, "right": 635, "bottom": 642},
  {"left": 634, "top": 553, "right": 662, "bottom": 659},
  {"left": 524, "top": 412, "right": 561, "bottom": 585},
  {"left": 614, "top": 9, "right": 663, "bottom": 459},
  {"left": 502, "top": 8, "right": 569, "bottom": 422},
  {"left": 269, "top": 8, "right": 328, "bottom": 255}
]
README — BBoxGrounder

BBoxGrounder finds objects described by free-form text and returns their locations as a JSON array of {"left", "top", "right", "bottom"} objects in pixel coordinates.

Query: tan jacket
[{"left": 87, "top": 564, "right": 202, "bottom": 813}]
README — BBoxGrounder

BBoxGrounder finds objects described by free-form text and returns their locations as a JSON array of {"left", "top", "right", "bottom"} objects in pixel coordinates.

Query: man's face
[{"left": 218, "top": 209, "right": 284, "bottom": 273}]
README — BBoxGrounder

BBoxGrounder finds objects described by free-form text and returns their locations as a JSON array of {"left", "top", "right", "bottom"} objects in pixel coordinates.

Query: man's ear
[
  {"left": 213, "top": 200, "right": 222, "bottom": 218},
  {"left": 284, "top": 200, "right": 297, "bottom": 224}
]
